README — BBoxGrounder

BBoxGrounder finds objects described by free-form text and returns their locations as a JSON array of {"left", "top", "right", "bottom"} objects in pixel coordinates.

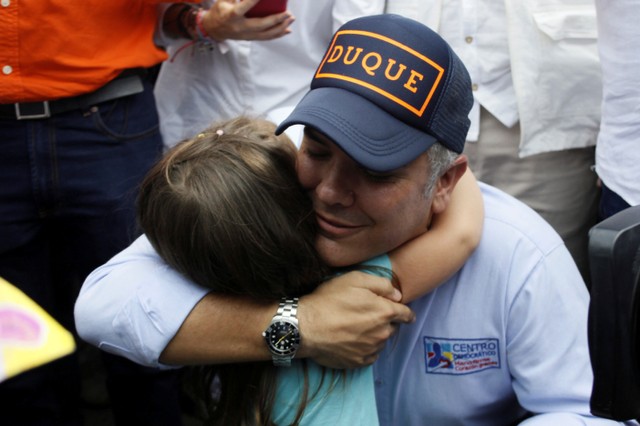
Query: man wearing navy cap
[{"left": 75, "top": 14, "right": 631, "bottom": 425}]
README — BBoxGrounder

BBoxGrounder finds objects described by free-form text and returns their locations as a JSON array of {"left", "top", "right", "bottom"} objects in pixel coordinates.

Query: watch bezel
[{"left": 263, "top": 317, "right": 300, "bottom": 356}]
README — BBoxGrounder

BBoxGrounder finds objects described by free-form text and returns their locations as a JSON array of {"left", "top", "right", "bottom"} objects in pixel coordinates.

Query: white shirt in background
[
  {"left": 594, "top": 0, "right": 640, "bottom": 206},
  {"left": 155, "top": 1, "right": 384, "bottom": 148}
]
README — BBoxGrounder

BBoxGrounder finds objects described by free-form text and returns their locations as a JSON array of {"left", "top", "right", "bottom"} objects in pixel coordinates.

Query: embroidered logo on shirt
[{"left": 423, "top": 336, "right": 500, "bottom": 375}]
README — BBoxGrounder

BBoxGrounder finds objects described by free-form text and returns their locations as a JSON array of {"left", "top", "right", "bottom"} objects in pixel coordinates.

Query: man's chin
[{"left": 316, "top": 237, "right": 372, "bottom": 268}]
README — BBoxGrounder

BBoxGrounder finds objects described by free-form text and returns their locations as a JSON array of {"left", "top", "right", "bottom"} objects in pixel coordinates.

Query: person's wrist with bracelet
[{"left": 163, "top": 4, "right": 220, "bottom": 42}]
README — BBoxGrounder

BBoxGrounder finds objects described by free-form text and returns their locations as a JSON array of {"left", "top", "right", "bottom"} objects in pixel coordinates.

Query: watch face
[{"left": 264, "top": 320, "right": 300, "bottom": 356}]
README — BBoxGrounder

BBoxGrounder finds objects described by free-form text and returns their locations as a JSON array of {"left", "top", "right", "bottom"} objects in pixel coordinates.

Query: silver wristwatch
[{"left": 262, "top": 297, "right": 300, "bottom": 367}]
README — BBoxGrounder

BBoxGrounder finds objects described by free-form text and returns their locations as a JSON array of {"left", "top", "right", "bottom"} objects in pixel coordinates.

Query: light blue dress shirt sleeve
[{"left": 75, "top": 235, "right": 209, "bottom": 368}]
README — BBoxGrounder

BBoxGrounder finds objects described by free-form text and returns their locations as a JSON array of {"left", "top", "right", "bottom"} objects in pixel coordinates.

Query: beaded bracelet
[{"left": 194, "top": 9, "right": 211, "bottom": 41}]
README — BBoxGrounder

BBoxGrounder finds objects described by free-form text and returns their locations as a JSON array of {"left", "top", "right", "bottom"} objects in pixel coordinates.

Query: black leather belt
[{"left": 0, "top": 69, "right": 146, "bottom": 120}]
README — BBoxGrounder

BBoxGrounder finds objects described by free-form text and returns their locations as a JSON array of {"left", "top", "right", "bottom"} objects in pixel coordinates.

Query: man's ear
[{"left": 431, "top": 156, "right": 468, "bottom": 215}]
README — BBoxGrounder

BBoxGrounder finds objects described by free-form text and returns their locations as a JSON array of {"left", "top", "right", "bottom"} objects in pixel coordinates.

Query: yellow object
[{"left": 0, "top": 277, "right": 76, "bottom": 382}]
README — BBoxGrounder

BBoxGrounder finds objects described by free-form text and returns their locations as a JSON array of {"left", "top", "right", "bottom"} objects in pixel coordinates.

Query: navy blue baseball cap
[{"left": 276, "top": 14, "right": 473, "bottom": 172}]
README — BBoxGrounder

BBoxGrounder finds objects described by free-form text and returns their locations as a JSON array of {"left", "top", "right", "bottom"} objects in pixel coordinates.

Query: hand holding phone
[{"left": 246, "top": 0, "right": 288, "bottom": 18}]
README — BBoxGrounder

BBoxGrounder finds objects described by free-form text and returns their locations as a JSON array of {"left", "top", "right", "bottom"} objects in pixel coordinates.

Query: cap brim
[{"left": 276, "top": 87, "right": 437, "bottom": 172}]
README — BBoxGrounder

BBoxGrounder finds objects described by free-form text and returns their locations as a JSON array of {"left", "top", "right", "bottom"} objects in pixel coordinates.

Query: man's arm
[
  {"left": 161, "top": 271, "right": 412, "bottom": 368},
  {"left": 75, "top": 235, "right": 208, "bottom": 367},
  {"left": 158, "top": 293, "right": 275, "bottom": 365},
  {"left": 75, "top": 235, "right": 414, "bottom": 368}
]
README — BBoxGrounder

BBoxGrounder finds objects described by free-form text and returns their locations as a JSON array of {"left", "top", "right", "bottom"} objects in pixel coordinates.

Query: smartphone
[{"left": 246, "top": 0, "right": 288, "bottom": 18}]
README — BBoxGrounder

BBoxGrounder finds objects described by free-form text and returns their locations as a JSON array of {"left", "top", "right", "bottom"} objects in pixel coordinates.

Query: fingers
[
  {"left": 202, "top": 1, "right": 293, "bottom": 42},
  {"left": 231, "top": 0, "right": 293, "bottom": 36},
  {"left": 232, "top": 0, "right": 266, "bottom": 16},
  {"left": 390, "top": 302, "right": 416, "bottom": 325},
  {"left": 360, "top": 353, "right": 380, "bottom": 366},
  {"left": 341, "top": 270, "right": 404, "bottom": 302},
  {"left": 245, "top": 16, "right": 294, "bottom": 40},
  {"left": 318, "top": 271, "right": 415, "bottom": 323},
  {"left": 320, "top": 323, "right": 401, "bottom": 368},
  {"left": 297, "top": 278, "right": 415, "bottom": 369}
]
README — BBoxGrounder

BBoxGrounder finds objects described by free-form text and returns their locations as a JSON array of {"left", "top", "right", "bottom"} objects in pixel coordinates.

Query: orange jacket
[{"left": 0, "top": 0, "right": 184, "bottom": 102}]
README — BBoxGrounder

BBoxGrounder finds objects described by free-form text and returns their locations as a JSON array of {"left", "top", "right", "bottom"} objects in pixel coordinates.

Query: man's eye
[
  {"left": 305, "top": 148, "right": 329, "bottom": 159},
  {"left": 365, "top": 171, "right": 395, "bottom": 182}
]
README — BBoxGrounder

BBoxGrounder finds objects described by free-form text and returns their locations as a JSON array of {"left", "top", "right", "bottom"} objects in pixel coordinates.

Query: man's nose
[{"left": 315, "top": 166, "right": 355, "bottom": 207}]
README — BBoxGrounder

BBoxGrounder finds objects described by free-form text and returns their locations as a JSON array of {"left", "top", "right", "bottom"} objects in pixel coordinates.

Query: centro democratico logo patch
[{"left": 424, "top": 336, "right": 501, "bottom": 375}]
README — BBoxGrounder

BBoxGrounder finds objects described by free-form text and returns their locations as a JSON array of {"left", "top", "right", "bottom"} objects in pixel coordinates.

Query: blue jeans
[{"left": 0, "top": 79, "right": 182, "bottom": 425}]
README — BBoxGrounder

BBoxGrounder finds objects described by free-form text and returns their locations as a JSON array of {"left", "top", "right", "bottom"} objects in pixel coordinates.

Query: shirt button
[
  {"left": 2, "top": 65, "right": 13, "bottom": 75},
  {"left": 465, "top": 36, "right": 473, "bottom": 44},
  {"left": 472, "top": 83, "right": 478, "bottom": 91},
  {"left": 1, "top": 0, "right": 10, "bottom": 7}
]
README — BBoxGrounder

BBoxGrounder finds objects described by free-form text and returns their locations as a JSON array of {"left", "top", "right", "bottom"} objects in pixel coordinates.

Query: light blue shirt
[
  {"left": 373, "top": 184, "right": 633, "bottom": 425},
  {"left": 274, "top": 361, "right": 378, "bottom": 425},
  {"left": 76, "top": 184, "right": 635, "bottom": 425}
]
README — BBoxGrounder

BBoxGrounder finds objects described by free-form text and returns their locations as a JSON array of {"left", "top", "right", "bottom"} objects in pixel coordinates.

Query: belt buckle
[{"left": 15, "top": 101, "right": 51, "bottom": 120}]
